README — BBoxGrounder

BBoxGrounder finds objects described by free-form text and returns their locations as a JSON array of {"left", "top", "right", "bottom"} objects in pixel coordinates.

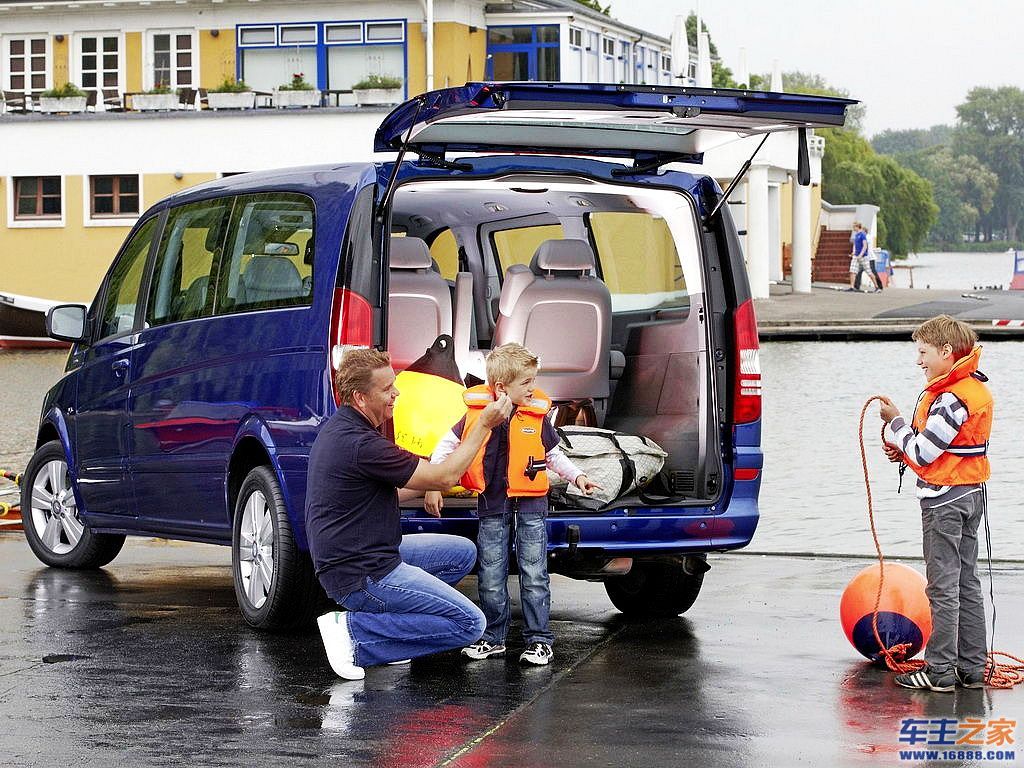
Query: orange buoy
[{"left": 840, "top": 563, "right": 931, "bottom": 663}]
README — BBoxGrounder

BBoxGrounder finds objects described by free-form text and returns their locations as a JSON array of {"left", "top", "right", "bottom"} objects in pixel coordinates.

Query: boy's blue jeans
[
  {"left": 477, "top": 497, "right": 555, "bottom": 647},
  {"left": 921, "top": 487, "right": 988, "bottom": 675},
  {"left": 335, "top": 534, "right": 485, "bottom": 668}
]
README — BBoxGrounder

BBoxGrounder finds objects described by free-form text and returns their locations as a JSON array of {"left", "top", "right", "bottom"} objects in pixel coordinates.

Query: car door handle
[{"left": 111, "top": 359, "right": 130, "bottom": 377}]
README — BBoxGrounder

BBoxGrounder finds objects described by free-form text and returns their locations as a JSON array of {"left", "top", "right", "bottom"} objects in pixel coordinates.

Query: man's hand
[
  {"left": 882, "top": 443, "right": 903, "bottom": 464},
  {"left": 574, "top": 474, "right": 602, "bottom": 495},
  {"left": 478, "top": 393, "right": 513, "bottom": 429},
  {"left": 424, "top": 490, "right": 444, "bottom": 518},
  {"left": 877, "top": 395, "right": 901, "bottom": 424}
]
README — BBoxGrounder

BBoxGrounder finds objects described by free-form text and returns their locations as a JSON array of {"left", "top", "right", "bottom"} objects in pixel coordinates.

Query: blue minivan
[{"left": 25, "top": 83, "right": 852, "bottom": 629}]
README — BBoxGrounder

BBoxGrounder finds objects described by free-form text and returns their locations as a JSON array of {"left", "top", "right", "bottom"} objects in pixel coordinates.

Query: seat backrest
[
  {"left": 238, "top": 255, "right": 303, "bottom": 305},
  {"left": 493, "top": 239, "right": 611, "bottom": 400},
  {"left": 387, "top": 236, "right": 453, "bottom": 370}
]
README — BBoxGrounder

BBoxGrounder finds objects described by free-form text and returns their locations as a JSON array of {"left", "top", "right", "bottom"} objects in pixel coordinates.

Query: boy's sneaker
[
  {"left": 519, "top": 642, "right": 554, "bottom": 666},
  {"left": 955, "top": 667, "right": 988, "bottom": 689},
  {"left": 894, "top": 666, "right": 955, "bottom": 692},
  {"left": 317, "top": 611, "right": 365, "bottom": 680},
  {"left": 462, "top": 640, "right": 506, "bottom": 660}
]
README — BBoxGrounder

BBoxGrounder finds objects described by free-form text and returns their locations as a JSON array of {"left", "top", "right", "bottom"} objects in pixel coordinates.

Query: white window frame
[
  {"left": 278, "top": 24, "right": 318, "bottom": 46},
  {"left": 602, "top": 37, "right": 615, "bottom": 57},
  {"left": 71, "top": 31, "right": 125, "bottom": 95},
  {"left": 237, "top": 25, "right": 278, "bottom": 48},
  {"left": 568, "top": 27, "right": 582, "bottom": 48},
  {"left": 6, "top": 175, "right": 66, "bottom": 229},
  {"left": 324, "top": 23, "right": 363, "bottom": 45},
  {"left": 365, "top": 21, "right": 405, "bottom": 43},
  {"left": 3, "top": 34, "right": 50, "bottom": 96},
  {"left": 144, "top": 29, "right": 198, "bottom": 91},
  {"left": 83, "top": 173, "right": 144, "bottom": 228}
]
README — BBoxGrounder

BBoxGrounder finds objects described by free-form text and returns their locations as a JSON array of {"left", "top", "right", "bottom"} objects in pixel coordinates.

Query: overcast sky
[{"left": 612, "top": 0, "right": 1024, "bottom": 137}]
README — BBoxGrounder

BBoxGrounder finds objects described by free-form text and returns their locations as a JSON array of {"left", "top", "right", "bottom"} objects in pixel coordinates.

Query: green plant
[
  {"left": 144, "top": 83, "right": 173, "bottom": 95},
  {"left": 211, "top": 77, "right": 251, "bottom": 93},
  {"left": 41, "top": 82, "right": 86, "bottom": 98},
  {"left": 279, "top": 72, "right": 314, "bottom": 91},
  {"left": 353, "top": 74, "right": 402, "bottom": 90}
]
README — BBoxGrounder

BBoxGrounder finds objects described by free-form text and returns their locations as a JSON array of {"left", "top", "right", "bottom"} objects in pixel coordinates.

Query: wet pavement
[
  {"left": 758, "top": 285, "right": 1024, "bottom": 340},
  {"left": 0, "top": 537, "right": 1021, "bottom": 767}
]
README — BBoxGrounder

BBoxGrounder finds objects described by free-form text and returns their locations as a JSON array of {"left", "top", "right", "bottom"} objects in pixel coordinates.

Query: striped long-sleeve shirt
[{"left": 888, "top": 392, "right": 982, "bottom": 504}]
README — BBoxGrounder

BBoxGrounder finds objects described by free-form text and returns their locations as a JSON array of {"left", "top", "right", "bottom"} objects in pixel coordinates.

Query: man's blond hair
[
  {"left": 334, "top": 348, "right": 392, "bottom": 405},
  {"left": 912, "top": 315, "right": 978, "bottom": 360},
  {"left": 486, "top": 343, "right": 539, "bottom": 386}
]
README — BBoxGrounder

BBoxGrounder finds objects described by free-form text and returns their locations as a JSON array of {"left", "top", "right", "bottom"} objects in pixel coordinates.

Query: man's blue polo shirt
[{"left": 305, "top": 406, "right": 420, "bottom": 598}]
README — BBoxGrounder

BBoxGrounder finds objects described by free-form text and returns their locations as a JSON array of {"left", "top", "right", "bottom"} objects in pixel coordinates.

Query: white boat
[{"left": 0, "top": 291, "right": 69, "bottom": 349}]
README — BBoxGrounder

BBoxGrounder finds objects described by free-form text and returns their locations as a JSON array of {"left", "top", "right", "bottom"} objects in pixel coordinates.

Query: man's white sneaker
[
  {"left": 461, "top": 640, "right": 506, "bottom": 660},
  {"left": 519, "top": 642, "right": 554, "bottom": 666},
  {"left": 317, "top": 611, "right": 365, "bottom": 680}
]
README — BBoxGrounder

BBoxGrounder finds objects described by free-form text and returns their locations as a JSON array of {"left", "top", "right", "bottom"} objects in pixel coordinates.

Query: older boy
[
  {"left": 425, "top": 343, "right": 599, "bottom": 665},
  {"left": 878, "top": 315, "right": 993, "bottom": 691}
]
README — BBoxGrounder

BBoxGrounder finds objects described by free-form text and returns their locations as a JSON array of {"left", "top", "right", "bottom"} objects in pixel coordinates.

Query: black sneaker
[
  {"left": 955, "top": 667, "right": 987, "bottom": 689},
  {"left": 894, "top": 666, "right": 956, "bottom": 692},
  {"left": 519, "top": 642, "right": 554, "bottom": 666},
  {"left": 462, "top": 640, "right": 506, "bottom": 660}
]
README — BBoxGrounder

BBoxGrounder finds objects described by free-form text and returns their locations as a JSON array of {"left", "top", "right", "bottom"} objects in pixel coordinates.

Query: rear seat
[
  {"left": 388, "top": 236, "right": 474, "bottom": 373},
  {"left": 492, "top": 239, "right": 611, "bottom": 407}
]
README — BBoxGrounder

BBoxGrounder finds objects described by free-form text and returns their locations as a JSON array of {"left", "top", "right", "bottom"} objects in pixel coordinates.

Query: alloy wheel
[
  {"left": 29, "top": 459, "right": 84, "bottom": 555},
  {"left": 237, "top": 489, "right": 275, "bottom": 609}
]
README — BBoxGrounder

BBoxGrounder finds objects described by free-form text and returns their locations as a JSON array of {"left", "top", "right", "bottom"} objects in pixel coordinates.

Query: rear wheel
[
  {"left": 22, "top": 441, "right": 125, "bottom": 569},
  {"left": 604, "top": 557, "right": 707, "bottom": 617},
  {"left": 231, "top": 465, "right": 321, "bottom": 630}
]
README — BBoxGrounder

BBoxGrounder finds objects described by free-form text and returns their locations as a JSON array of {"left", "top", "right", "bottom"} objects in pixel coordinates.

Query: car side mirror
[{"left": 46, "top": 304, "right": 89, "bottom": 343}]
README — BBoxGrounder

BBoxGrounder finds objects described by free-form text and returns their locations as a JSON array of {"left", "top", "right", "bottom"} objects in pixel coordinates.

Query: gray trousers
[{"left": 921, "top": 488, "right": 988, "bottom": 673}]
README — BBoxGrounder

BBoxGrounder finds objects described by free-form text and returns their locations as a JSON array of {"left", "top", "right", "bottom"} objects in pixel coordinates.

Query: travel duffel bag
[{"left": 547, "top": 426, "right": 668, "bottom": 510}]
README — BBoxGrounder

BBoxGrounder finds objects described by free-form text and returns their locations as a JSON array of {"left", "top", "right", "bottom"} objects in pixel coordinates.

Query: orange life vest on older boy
[
  {"left": 460, "top": 384, "right": 551, "bottom": 497},
  {"left": 907, "top": 346, "right": 993, "bottom": 486}
]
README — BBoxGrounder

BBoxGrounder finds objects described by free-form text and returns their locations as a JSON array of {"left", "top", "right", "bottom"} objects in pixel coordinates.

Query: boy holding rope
[{"left": 877, "top": 315, "right": 992, "bottom": 692}]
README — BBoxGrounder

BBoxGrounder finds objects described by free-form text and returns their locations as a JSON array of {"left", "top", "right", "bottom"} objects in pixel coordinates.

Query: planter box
[
  {"left": 353, "top": 88, "right": 402, "bottom": 107},
  {"left": 39, "top": 96, "right": 87, "bottom": 114},
  {"left": 131, "top": 93, "right": 179, "bottom": 112},
  {"left": 207, "top": 91, "right": 256, "bottom": 110},
  {"left": 273, "top": 89, "right": 321, "bottom": 108}
]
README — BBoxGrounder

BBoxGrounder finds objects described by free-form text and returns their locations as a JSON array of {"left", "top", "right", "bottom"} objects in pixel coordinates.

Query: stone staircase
[{"left": 812, "top": 227, "right": 853, "bottom": 284}]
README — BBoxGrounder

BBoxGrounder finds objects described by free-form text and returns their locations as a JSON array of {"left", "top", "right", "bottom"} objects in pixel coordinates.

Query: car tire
[
  {"left": 231, "top": 465, "right": 322, "bottom": 630},
  {"left": 21, "top": 440, "right": 125, "bottom": 569},
  {"left": 604, "top": 558, "right": 705, "bottom": 617}
]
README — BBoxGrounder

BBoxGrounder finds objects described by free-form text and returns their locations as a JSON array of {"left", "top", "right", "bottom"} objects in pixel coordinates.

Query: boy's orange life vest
[
  {"left": 906, "top": 346, "right": 993, "bottom": 486},
  {"left": 460, "top": 384, "right": 551, "bottom": 497}
]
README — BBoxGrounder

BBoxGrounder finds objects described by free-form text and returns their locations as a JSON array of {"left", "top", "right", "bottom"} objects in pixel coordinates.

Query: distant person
[
  {"left": 848, "top": 222, "right": 882, "bottom": 292},
  {"left": 305, "top": 348, "right": 513, "bottom": 680},
  {"left": 877, "top": 315, "right": 993, "bottom": 691},
  {"left": 424, "top": 343, "right": 600, "bottom": 666}
]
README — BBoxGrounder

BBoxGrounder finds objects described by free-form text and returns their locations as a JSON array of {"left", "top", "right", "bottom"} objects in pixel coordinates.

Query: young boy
[
  {"left": 878, "top": 315, "right": 993, "bottom": 692},
  {"left": 425, "top": 343, "right": 599, "bottom": 665}
]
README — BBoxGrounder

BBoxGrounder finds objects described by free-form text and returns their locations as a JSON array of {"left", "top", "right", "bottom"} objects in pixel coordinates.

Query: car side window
[
  {"left": 146, "top": 198, "right": 232, "bottom": 328},
  {"left": 490, "top": 223, "right": 564, "bottom": 276},
  {"left": 96, "top": 217, "right": 157, "bottom": 341},
  {"left": 216, "top": 193, "right": 314, "bottom": 314}
]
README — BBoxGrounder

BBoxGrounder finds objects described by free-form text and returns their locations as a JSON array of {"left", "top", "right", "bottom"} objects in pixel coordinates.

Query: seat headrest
[
  {"left": 242, "top": 256, "right": 301, "bottom": 291},
  {"left": 390, "top": 236, "right": 433, "bottom": 269},
  {"left": 530, "top": 239, "right": 596, "bottom": 275}
]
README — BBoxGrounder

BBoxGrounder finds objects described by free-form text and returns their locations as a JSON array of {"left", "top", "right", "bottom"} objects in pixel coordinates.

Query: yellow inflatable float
[{"left": 393, "top": 370, "right": 467, "bottom": 459}]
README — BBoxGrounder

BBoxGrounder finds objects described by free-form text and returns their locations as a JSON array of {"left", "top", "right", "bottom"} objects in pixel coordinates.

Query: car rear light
[
  {"left": 328, "top": 287, "right": 373, "bottom": 405},
  {"left": 732, "top": 298, "right": 761, "bottom": 424},
  {"left": 734, "top": 468, "right": 759, "bottom": 481}
]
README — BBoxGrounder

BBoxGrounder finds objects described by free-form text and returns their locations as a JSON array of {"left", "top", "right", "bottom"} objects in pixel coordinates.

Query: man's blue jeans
[
  {"left": 336, "top": 534, "right": 485, "bottom": 667},
  {"left": 477, "top": 498, "right": 554, "bottom": 646}
]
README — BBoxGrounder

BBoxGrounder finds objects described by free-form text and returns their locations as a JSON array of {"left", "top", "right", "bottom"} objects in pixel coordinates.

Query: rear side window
[
  {"left": 146, "top": 198, "right": 232, "bottom": 327},
  {"left": 97, "top": 217, "right": 157, "bottom": 341},
  {"left": 216, "top": 193, "right": 314, "bottom": 313},
  {"left": 587, "top": 212, "right": 687, "bottom": 310},
  {"left": 491, "top": 223, "right": 564, "bottom": 274},
  {"left": 428, "top": 228, "right": 459, "bottom": 280}
]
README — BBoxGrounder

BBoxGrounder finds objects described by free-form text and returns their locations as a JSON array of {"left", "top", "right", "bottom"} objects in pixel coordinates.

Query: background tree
[
  {"left": 898, "top": 147, "right": 996, "bottom": 246},
  {"left": 872, "top": 125, "right": 952, "bottom": 155},
  {"left": 953, "top": 86, "right": 1024, "bottom": 240}
]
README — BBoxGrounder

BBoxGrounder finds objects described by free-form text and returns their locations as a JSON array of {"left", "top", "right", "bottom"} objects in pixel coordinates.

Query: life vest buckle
[{"left": 524, "top": 456, "right": 547, "bottom": 481}]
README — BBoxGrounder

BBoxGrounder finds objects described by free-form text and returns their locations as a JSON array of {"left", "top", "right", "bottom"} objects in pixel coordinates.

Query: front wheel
[
  {"left": 604, "top": 557, "right": 707, "bottom": 618},
  {"left": 231, "top": 465, "right": 321, "bottom": 630},
  {"left": 21, "top": 440, "right": 125, "bottom": 569}
]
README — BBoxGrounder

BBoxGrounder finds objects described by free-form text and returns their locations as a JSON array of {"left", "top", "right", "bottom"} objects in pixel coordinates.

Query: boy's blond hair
[
  {"left": 485, "top": 343, "right": 538, "bottom": 386},
  {"left": 912, "top": 315, "right": 978, "bottom": 360}
]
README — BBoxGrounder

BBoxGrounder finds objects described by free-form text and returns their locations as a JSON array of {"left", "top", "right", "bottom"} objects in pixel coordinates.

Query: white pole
[
  {"left": 746, "top": 163, "right": 771, "bottom": 299},
  {"left": 791, "top": 178, "right": 812, "bottom": 293},
  {"left": 425, "top": 0, "right": 434, "bottom": 92}
]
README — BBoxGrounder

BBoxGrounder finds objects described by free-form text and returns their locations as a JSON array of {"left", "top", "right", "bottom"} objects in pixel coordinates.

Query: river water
[
  {"left": 3, "top": 338, "right": 1020, "bottom": 560},
  {"left": 888, "top": 250, "right": 1018, "bottom": 290}
]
